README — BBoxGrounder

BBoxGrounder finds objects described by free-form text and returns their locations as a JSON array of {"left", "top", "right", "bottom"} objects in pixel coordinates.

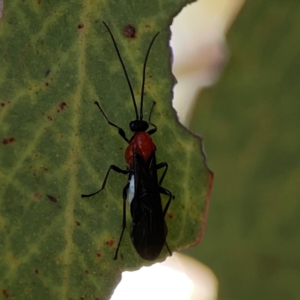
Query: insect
[{"left": 82, "top": 22, "right": 174, "bottom": 261}]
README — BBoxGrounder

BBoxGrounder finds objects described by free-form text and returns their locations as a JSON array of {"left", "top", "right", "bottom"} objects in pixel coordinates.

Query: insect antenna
[
  {"left": 103, "top": 21, "right": 139, "bottom": 120},
  {"left": 139, "top": 32, "right": 160, "bottom": 120}
]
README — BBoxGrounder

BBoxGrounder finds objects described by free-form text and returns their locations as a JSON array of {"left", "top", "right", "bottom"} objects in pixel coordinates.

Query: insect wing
[{"left": 130, "top": 152, "right": 167, "bottom": 260}]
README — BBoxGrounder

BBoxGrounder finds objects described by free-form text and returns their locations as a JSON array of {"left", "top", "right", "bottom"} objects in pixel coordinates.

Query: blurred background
[{"left": 172, "top": 0, "right": 300, "bottom": 299}]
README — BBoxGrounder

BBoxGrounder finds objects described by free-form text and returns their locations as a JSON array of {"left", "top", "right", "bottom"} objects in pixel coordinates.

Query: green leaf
[
  {"left": 189, "top": 1, "right": 300, "bottom": 300},
  {"left": 0, "top": 1, "right": 212, "bottom": 299}
]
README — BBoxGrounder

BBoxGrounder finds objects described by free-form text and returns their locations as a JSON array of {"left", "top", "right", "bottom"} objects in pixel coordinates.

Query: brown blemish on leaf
[
  {"left": 167, "top": 213, "right": 174, "bottom": 219},
  {"left": 96, "top": 253, "right": 101, "bottom": 258},
  {"left": 2, "top": 137, "right": 15, "bottom": 145},
  {"left": 145, "top": 24, "right": 151, "bottom": 28},
  {"left": 123, "top": 24, "right": 136, "bottom": 38},
  {"left": 2, "top": 289, "right": 9, "bottom": 298},
  {"left": 57, "top": 102, "right": 67, "bottom": 113},
  {"left": 33, "top": 192, "right": 41, "bottom": 200},
  {"left": 45, "top": 69, "right": 50, "bottom": 77},
  {"left": 47, "top": 195, "right": 57, "bottom": 203},
  {"left": 45, "top": 82, "right": 49, "bottom": 87},
  {"left": 196, "top": 170, "right": 214, "bottom": 244},
  {"left": 59, "top": 102, "right": 67, "bottom": 110},
  {"left": 106, "top": 240, "right": 115, "bottom": 247},
  {"left": 78, "top": 23, "right": 84, "bottom": 29},
  {"left": 75, "top": 221, "right": 81, "bottom": 226},
  {"left": 35, "top": 269, "right": 39, "bottom": 274}
]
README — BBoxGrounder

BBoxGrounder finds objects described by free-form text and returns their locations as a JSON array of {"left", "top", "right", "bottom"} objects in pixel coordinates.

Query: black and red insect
[{"left": 82, "top": 22, "right": 174, "bottom": 261}]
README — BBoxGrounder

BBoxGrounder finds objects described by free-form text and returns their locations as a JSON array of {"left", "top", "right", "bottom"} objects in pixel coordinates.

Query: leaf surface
[{"left": 0, "top": 1, "right": 212, "bottom": 299}]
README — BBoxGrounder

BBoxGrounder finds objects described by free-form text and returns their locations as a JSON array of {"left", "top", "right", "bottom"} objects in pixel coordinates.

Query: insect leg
[
  {"left": 160, "top": 186, "right": 174, "bottom": 256},
  {"left": 159, "top": 186, "right": 174, "bottom": 217},
  {"left": 114, "top": 181, "right": 129, "bottom": 260},
  {"left": 156, "top": 162, "right": 168, "bottom": 186},
  {"left": 81, "top": 165, "right": 129, "bottom": 198},
  {"left": 165, "top": 241, "right": 172, "bottom": 256},
  {"left": 94, "top": 101, "right": 129, "bottom": 143},
  {"left": 147, "top": 101, "right": 157, "bottom": 135}
]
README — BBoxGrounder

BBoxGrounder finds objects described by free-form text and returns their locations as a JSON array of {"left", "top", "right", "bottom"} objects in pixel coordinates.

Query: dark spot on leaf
[
  {"left": 2, "top": 289, "right": 9, "bottom": 298},
  {"left": 145, "top": 24, "right": 151, "bottom": 28},
  {"left": 35, "top": 269, "right": 39, "bottom": 274},
  {"left": 120, "top": 253, "right": 124, "bottom": 260},
  {"left": 45, "top": 69, "right": 50, "bottom": 77},
  {"left": 167, "top": 213, "right": 174, "bottom": 219},
  {"left": 2, "top": 137, "right": 15, "bottom": 145},
  {"left": 37, "top": 0, "right": 41, "bottom": 4},
  {"left": 1, "top": 103, "right": 5, "bottom": 107},
  {"left": 45, "top": 82, "right": 49, "bottom": 86},
  {"left": 80, "top": 297, "right": 84, "bottom": 300},
  {"left": 95, "top": 298, "right": 100, "bottom": 300},
  {"left": 43, "top": 167, "right": 49, "bottom": 172},
  {"left": 78, "top": 23, "right": 84, "bottom": 29},
  {"left": 59, "top": 102, "right": 67, "bottom": 110},
  {"left": 47, "top": 116, "right": 52, "bottom": 121},
  {"left": 106, "top": 240, "right": 115, "bottom": 247},
  {"left": 96, "top": 253, "right": 101, "bottom": 258},
  {"left": 76, "top": 221, "right": 81, "bottom": 226},
  {"left": 123, "top": 24, "right": 136, "bottom": 38},
  {"left": 47, "top": 195, "right": 57, "bottom": 203},
  {"left": 85, "top": 270, "right": 89, "bottom": 274}
]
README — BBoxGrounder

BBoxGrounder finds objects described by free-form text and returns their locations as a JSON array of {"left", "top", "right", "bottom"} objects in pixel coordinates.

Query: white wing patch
[{"left": 128, "top": 176, "right": 135, "bottom": 204}]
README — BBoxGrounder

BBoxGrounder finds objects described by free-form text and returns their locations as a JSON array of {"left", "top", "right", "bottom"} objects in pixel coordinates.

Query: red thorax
[{"left": 125, "top": 132, "right": 156, "bottom": 168}]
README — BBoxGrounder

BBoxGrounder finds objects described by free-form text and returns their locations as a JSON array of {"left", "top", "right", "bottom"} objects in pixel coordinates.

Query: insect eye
[{"left": 129, "top": 121, "right": 137, "bottom": 131}]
